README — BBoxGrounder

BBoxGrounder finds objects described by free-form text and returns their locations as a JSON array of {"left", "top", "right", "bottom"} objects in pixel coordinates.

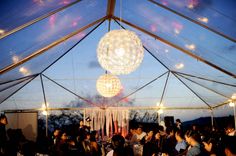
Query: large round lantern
[
  {"left": 97, "top": 29, "right": 144, "bottom": 75},
  {"left": 96, "top": 74, "right": 121, "bottom": 97}
]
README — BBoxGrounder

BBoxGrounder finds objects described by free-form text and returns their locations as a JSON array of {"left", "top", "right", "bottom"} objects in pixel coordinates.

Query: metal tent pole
[
  {"left": 40, "top": 74, "right": 48, "bottom": 137},
  {"left": 234, "top": 104, "right": 236, "bottom": 130},
  {"left": 210, "top": 110, "right": 214, "bottom": 130}
]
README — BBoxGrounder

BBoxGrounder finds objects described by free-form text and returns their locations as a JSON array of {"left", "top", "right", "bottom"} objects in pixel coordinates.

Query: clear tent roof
[{"left": 0, "top": 0, "right": 236, "bottom": 120}]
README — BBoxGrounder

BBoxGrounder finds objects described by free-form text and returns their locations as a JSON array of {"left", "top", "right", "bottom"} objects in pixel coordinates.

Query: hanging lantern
[
  {"left": 96, "top": 74, "right": 121, "bottom": 97},
  {"left": 97, "top": 29, "right": 144, "bottom": 75}
]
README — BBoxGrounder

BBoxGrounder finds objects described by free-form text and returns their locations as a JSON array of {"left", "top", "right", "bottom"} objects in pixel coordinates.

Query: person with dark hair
[
  {"left": 185, "top": 130, "right": 203, "bottom": 156},
  {"left": 106, "top": 134, "right": 133, "bottom": 156},
  {"left": 0, "top": 114, "right": 8, "bottom": 155},
  {"left": 175, "top": 130, "right": 187, "bottom": 155},
  {"left": 161, "top": 126, "right": 177, "bottom": 156},
  {"left": 223, "top": 136, "right": 236, "bottom": 156},
  {"left": 225, "top": 124, "right": 236, "bottom": 136},
  {"left": 90, "top": 131, "right": 101, "bottom": 156},
  {"left": 142, "top": 130, "right": 156, "bottom": 156},
  {"left": 202, "top": 137, "right": 217, "bottom": 156},
  {"left": 176, "top": 119, "right": 183, "bottom": 130}
]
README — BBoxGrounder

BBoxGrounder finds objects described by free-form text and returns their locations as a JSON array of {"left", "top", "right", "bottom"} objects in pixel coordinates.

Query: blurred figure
[
  {"left": 0, "top": 114, "right": 8, "bottom": 155},
  {"left": 225, "top": 124, "right": 236, "bottom": 136},
  {"left": 52, "top": 128, "right": 61, "bottom": 145},
  {"left": 106, "top": 134, "right": 133, "bottom": 156},
  {"left": 175, "top": 130, "right": 187, "bottom": 155},
  {"left": 185, "top": 130, "right": 203, "bottom": 156},
  {"left": 90, "top": 131, "right": 101, "bottom": 156},
  {"left": 142, "top": 130, "right": 156, "bottom": 156},
  {"left": 176, "top": 119, "right": 182, "bottom": 130},
  {"left": 202, "top": 137, "right": 217, "bottom": 156},
  {"left": 223, "top": 136, "right": 236, "bottom": 156}
]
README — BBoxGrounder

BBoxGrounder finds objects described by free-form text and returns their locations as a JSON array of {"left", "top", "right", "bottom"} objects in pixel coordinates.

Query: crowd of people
[{"left": 0, "top": 114, "right": 236, "bottom": 156}]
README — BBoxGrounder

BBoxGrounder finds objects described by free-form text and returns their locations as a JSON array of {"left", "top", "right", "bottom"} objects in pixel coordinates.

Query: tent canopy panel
[
  {"left": 0, "top": 0, "right": 107, "bottom": 71},
  {"left": 114, "top": 0, "right": 236, "bottom": 75},
  {"left": 0, "top": 76, "right": 42, "bottom": 110},
  {"left": 0, "top": 0, "right": 78, "bottom": 36},
  {"left": 0, "top": 23, "right": 98, "bottom": 84},
  {"left": 152, "top": 0, "right": 236, "bottom": 40}
]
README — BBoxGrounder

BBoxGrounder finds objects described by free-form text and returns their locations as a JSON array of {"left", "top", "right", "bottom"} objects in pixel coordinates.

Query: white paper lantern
[
  {"left": 97, "top": 29, "right": 144, "bottom": 75},
  {"left": 96, "top": 74, "right": 121, "bottom": 97}
]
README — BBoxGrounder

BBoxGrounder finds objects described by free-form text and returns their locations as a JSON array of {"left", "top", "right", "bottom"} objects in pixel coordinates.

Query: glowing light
[
  {"left": 187, "top": 0, "right": 199, "bottom": 9},
  {"left": 175, "top": 63, "right": 184, "bottom": 69},
  {"left": 96, "top": 74, "right": 121, "bottom": 97},
  {"left": 12, "top": 55, "right": 20, "bottom": 63},
  {"left": 185, "top": 44, "right": 196, "bottom": 51},
  {"left": 172, "top": 22, "right": 183, "bottom": 35},
  {"left": 197, "top": 17, "right": 208, "bottom": 23},
  {"left": 41, "top": 102, "right": 49, "bottom": 116},
  {"left": 231, "top": 93, "right": 236, "bottom": 99},
  {"left": 97, "top": 29, "right": 144, "bottom": 75},
  {"left": 156, "top": 102, "right": 164, "bottom": 107},
  {"left": 0, "top": 29, "right": 5, "bottom": 35},
  {"left": 174, "top": 29, "right": 180, "bottom": 35},
  {"left": 164, "top": 49, "right": 169, "bottom": 53},
  {"left": 229, "top": 101, "right": 235, "bottom": 107},
  {"left": 158, "top": 109, "right": 164, "bottom": 114},
  {"left": 19, "top": 67, "right": 31, "bottom": 76}
]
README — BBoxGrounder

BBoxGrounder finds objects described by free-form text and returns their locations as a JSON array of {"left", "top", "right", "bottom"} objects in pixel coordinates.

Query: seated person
[{"left": 106, "top": 134, "right": 133, "bottom": 156}]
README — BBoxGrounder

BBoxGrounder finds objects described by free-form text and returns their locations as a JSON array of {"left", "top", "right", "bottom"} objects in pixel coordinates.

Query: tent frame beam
[
  {"left": 176, "top": 72, "right": 231, "bottom": 99},
  {"left": 0, "top": 0, "right": 83, "bottom": 40},
  {"left": 110, "top": 71, "right": 168, "bottom": 107},
  {"left": 0, "top": 74, "right": 39, "bottom": 105},
  {"left": 106, "top": 0, "right": 116, "bottom": 19},
  {"left": 173, "top": 71, "right": 236, "bottom": 88},
  {"left": 172, "top": 72, "right": 212, "bottom": 109},
  {"left": 40, "top": 20, "right": 105, "bottom": 74},
  {"left": 41, "top": 74, "right": 98, "bottom": 107},
  {"left": 3, "top": 106, "right": 210, "bottom": 113},
  {"left": 0, "top": 75, "right": 34, "bottom": 93},
  {"left": 112, "top": 16, "right": 236, "bottom": 79},
  {"left": 0, "top": 16, "right": 107, "bottom": 75},
  {"left": 159, "top": 72, "right": 170, "bottom": 105},
  {"left": 148, "top": 0, "right": 236, "bottom": 43}
]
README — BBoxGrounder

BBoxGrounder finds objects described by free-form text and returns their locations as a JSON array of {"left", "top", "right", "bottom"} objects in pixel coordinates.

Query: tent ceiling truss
[{"left": 1, "top": 0, "right": 236, "bottom": 112}]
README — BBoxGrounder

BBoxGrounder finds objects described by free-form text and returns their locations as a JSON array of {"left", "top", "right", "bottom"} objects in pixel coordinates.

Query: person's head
[
  {"left": 185, "top": 130, "right": 201, "bottom": 146},
  {"left": 166, "top": 127, "right": 175, "bottom": 136},
  {"left": 79, "top": 120, "right": 84, "bottom": 127},
  {"left": 130, "top": 128, "right": 136, "bottom": 134},
  {"left": 90, "top": 130, "right": 98, "bottom": 141},
  {"left": 202, "top": 137, "right": 216, "bottom": 153},
  {"left": 155, "top": 131, "right": 161, "bottom": 140},
  {"left": 136, "top": 125, "right": 143, "bottom": 135},
  {"left": 226, "top": 124, "right": 235, "bottom": 135},
  {"left": 61, "top": 132, "right": 68, "bottom": 141},
  {"left": 111, "top": 134, "right": 125, "bottom": 149},
  {"left": 0, "top": 114, "right": 8, "bottom": 125},
  {"left": 147, "top": 130, "right": 154, "bottom": 139},
  {"left": 53, "top": 129, "right": 61, "bottom": 137},
  {"left": 176, "top": 119, "right": 181, "bottom": 124},
  {"left": 192, "top": 124, "right": 198, "bottom": 131},
  {"left": 223, "top": 136, "right": 236, "bottom": 156},
  {"left": 175, "top": 130, "right": 184, "bottom": 142}
]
